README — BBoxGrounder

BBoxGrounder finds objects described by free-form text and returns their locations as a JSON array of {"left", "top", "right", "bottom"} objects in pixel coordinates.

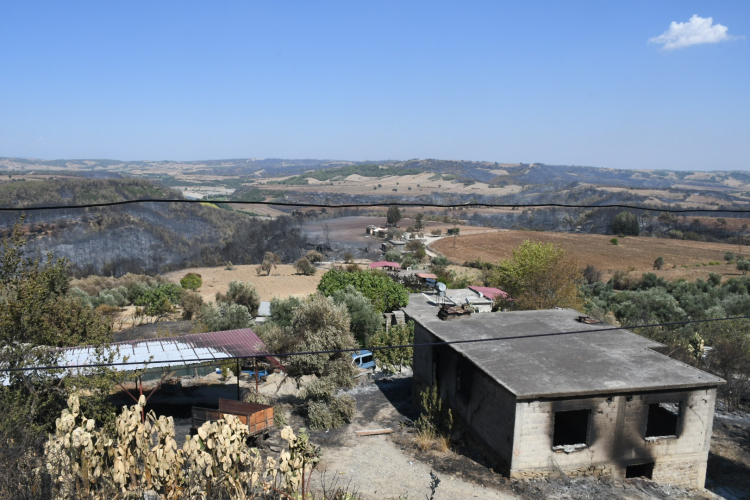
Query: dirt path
[{"left": 309, "top": 376, "right": 518, "bottom": 500}]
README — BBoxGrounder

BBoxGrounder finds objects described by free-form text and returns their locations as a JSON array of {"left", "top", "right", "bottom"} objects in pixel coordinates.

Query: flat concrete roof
[{"left": 403, "top": 295, "right": 724, "bottom": 400}]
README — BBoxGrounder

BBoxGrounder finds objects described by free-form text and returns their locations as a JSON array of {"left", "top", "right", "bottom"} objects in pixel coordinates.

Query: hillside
[{"left": 0, "top": 178, "right": 309, "bottom": 276}]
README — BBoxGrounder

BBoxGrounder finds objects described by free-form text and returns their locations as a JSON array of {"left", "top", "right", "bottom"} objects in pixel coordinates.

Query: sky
[{"left": 0, "top": 1, "right": 748, "bottom": 171}]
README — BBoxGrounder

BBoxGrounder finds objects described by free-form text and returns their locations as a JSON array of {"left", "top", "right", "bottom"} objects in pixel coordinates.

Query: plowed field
[{"left": 432, "top": 231, "right": 748, "bottom": 281}]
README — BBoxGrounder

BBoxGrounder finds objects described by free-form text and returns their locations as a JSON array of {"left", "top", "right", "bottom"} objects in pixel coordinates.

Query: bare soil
[
  {"left": 162, "top": 264, "right": 322, "bottom": 303},
  {"left": 432, "top": 231, "right": 749, "bottom": 281}
]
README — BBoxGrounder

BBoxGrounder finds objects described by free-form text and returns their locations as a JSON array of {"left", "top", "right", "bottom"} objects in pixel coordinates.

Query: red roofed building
[
  {"left": 369, "top": 261, "right": 401, "bottom": 270},
  {"left": 468, "top": 285, "right": 509, "bottom": 301}
]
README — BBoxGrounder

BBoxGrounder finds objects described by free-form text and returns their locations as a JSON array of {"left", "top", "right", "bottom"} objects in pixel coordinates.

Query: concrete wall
[
  {"left": 510, "top": 388, "right": 717, "bottom": 488},
  {"left": 412, "top": 322, "right": 517, "bottom": 473}
]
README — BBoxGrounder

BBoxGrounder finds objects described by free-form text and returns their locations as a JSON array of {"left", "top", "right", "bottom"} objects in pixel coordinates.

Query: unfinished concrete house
[{"left": 403, "top": 296, "right": 724, "bottom": 488}]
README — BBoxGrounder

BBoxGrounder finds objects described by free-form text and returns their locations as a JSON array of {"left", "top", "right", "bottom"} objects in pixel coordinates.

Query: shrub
[
  {"left": 738, "top": 259, "right": 750, "bottom": 275},
  {"left": 295, "top": 257, "right": 317, "bottom": 276},
  {"left": 582, "top": 264, "right": 602, "bottom": 284},
  {"left": 306, "top": 395, "right": 356, "bottom": 431},
  {"left": 415, "top": 385, "right": 453, "bottom": 440},
  {"left": 610, "top": 238, "right": 619, "bottom": 245},
  {"left": 430, "top": 228, "right": 442, "bottom": 236},
  {"left": 306, "top": 250, "right": 324, "bottom": 263},
  {"left": 180, "top": 290, "right": 203, "bottom": 320},
  {"left": 180, "top": 272, "right": 202, "bottom": 290},
  {"left": 725, "top": 251, "right": 735, "bottom": 262},
  {"left": 654, "top": 256, "right": 664, "bottom": 270}
]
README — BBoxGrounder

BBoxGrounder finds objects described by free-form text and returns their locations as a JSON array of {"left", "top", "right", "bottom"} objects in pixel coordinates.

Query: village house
[{"left": 403, "top": 295, "right": 724, "bottom": 488}]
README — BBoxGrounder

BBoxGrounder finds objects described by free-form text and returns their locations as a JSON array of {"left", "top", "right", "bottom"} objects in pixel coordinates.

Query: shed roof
[
  {"left": 403, "top": 295, "right": 724, "bottom": 400},
  {"left": 59, "top": 328, "right": 269, "bottom": 373},
  {"left": 369, "top": 261, "right": 401, "bottom": 269},
  {"left": 415, "top": 272, "right": 438, "bottom": 279},
  {"left": 468, "top": 286, "right": 509, "bottom": 301}
]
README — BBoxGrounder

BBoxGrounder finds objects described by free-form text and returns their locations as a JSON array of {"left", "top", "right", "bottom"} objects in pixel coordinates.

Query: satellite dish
[{"left": 437, "top": 282, "right": 447, "bottom": 292}]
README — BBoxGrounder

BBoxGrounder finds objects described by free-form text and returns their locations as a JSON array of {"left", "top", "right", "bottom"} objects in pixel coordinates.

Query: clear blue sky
[{"left": 0, "top": 1, "right": 747, "bottom": 170}]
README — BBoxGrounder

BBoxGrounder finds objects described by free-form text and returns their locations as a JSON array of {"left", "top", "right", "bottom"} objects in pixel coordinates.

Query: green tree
[
  {"left": 487, "top": 240, "right": 584, "bottom": 311},
  {"left": 199, "top": 302, "right": 252, "bottom": 331},
  {"left": 654, "top": 256, "right": 664, "bottom": 270},
  {"left": 134, "top": 283, "right": 183, "bottom": 317},
  {"left": 268, "top": 296, "right": 302, "bottom": 328},
  {"left": 180, "top": 272, "right": 203, "bottom": 290},
  {"left": 386, "top": 205, "right": 402, "bottom": 226},
  {"left": 330, "top": 285, "right": 383, "bottom": 345},
  {"left": 369, "top": 321, "right": 414, "bottom": 372},
  {"left": 611, "top": 211, "right": 640, "bottom": 236},
  {"left": 0, "top": 219, "right": 117, "bottom": 440},
  {"left": 256, "top": 252, "right": 281, "bottom": 276},
  {"left": 738, "top": 259, "right": 750, "bottom": 275},
  {"left": 180, "top": 290, "right": 203, "bottom": 320},
  {"left": 317, "top": 269, "right": 409, "bottom": 312},
  {"left": 414, "top": 213, "right": 425, "bottom": 230},
  {"left": 285, "top": 294, "right": 356, "bottom": 383},
  {"left": 295, "top": 257, "right": 317, "bottom": 276},
  {"left": 215, "top": 280, "right": 260, "bottom": 316}
]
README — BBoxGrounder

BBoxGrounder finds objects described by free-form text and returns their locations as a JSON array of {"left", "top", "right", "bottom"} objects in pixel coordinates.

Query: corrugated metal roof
[{"left": 58, "top": 328, "right": 269, "bottom": 372}]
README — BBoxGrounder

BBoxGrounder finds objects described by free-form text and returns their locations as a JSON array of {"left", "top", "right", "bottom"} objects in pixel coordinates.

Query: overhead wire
[
  {"left": 2, "top": 315, "right": 748, "bottom": 373},
  {"left": 0, "top": 198, "right": 750, "bottom": 213}
]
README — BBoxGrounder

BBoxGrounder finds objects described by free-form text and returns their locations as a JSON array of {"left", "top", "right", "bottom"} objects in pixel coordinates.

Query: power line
[
  {"left": 2, "top": 315, "right": 747, "bottom": 373},
  {"left": 1, "top": 197, "right": 750, "bottom": 213}
]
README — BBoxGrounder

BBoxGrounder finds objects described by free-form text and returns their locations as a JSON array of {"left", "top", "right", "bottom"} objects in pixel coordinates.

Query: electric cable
[
  {"left": 2, "top": 314, "right": 747, "bottom": 373},
  {"left": 0, "top": 198, "right": 749, "bottom": 213}
]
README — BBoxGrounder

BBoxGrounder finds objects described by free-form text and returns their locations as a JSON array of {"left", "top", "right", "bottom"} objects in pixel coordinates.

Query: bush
[
  {"left": 582, "top": 265, "right": 602, "bottom": 284},
  {"left": 268, "top": 296, "right": 302, "bottom": 328},
  {"left": 738, "top": 259, "right": 750, "bottom": 275},
  {"left": 307, "top": 396, "right": 357, "bottom": 431},
  {"left": 180, "top": 290, "right": 203, "bottom": 320},
  {"left": 610, "top": 238, "right": 619, "bottom": 245},
  {"left": 306, "top": 250, "right": 324, "bottom": 263},
  {"left": 430, "top": 228, "right": 442, "bottom": 236},
  {"left": 180, "top": 272, "right": 202, "bottom": 290},
  {"left": 295, "top": 257, "right": 317, "bottom": 276},
  {"left": 654, "top": 256, "right": 664, "bottom": 270},
  {"left": 725, "top": 251, "right": 735, "bottom": 262}
]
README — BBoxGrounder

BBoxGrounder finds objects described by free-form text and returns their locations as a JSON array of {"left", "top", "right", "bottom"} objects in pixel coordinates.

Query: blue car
[{"left": 352, "top": 350, "right": 376, "bottom": 370}]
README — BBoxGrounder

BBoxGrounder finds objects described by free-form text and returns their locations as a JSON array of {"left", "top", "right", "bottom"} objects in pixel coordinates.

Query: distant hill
[{"left": 0, "top": 178, "right": 308, "bottom": 276}]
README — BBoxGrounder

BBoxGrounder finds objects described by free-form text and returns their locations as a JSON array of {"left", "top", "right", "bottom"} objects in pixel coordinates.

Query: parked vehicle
[{"left": 352, "top": 350, "right": 376, "bottom": 369}]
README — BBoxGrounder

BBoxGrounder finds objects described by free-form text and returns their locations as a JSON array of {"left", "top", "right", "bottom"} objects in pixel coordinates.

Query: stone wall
[{"left": 509, "top": 388, "right": 717, "bottom": 488}]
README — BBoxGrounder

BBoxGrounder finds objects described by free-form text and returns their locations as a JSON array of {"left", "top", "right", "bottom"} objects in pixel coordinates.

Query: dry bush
[
  {"left": 39, "top": 394, "right": 323, "bottom": 500},
  {"left": 435, "top": 436, "right": 451, "bottom": 453}
]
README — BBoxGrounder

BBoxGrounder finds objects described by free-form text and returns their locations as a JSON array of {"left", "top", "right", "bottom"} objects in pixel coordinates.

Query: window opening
[
  {"left": 360, "top": 355, "right": 373, "bottom": 365},
  {"left": 552, "top": 409, "right": 589, "bottom": 447},
  {"left": 645, "top": 402, "right": 680, "bottom": 438},
  {"left": 626, "top": 462, "right": 655, "bottom": 479}
]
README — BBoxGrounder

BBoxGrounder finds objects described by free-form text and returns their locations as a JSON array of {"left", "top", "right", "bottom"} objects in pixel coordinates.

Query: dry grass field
[
  {"left": 432, "top": 231, "right": 748, "bottom": 282},
  {"left": 163, "top": 264, "right": 322, "bottom": 303}
]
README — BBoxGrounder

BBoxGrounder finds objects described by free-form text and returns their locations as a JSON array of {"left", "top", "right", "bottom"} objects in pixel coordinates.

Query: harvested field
[
  {"left": 432, "top": 231, "right": 750, "bottom": 281},
  {"left": 162, "top": 264, "right": 322, "bottom": 303}
]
